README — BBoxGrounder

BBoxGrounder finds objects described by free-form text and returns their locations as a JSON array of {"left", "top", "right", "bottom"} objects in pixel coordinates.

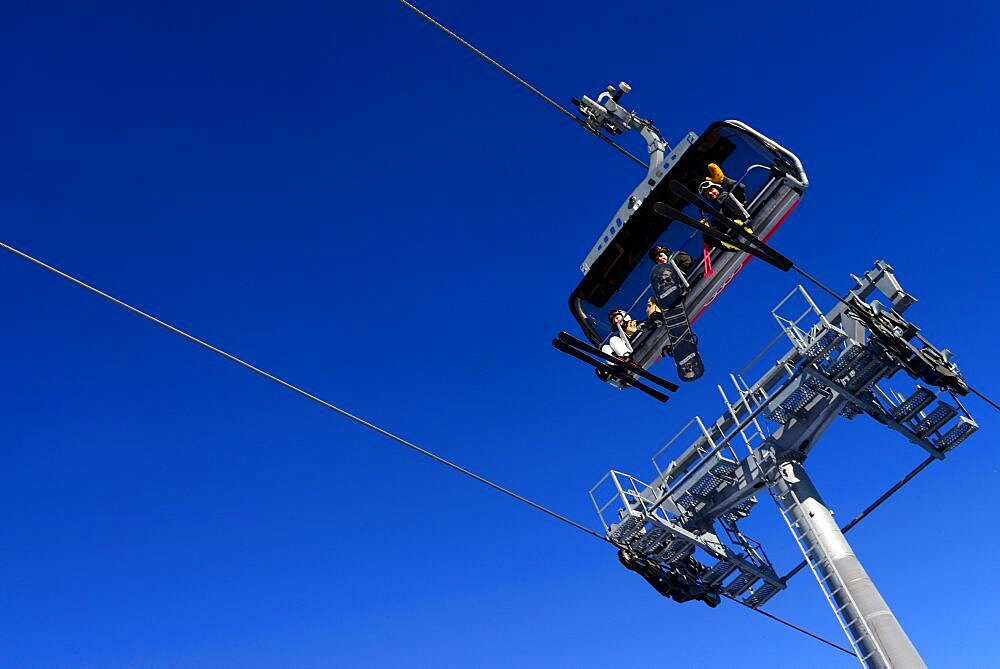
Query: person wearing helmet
[
  {"left": 702, "top": 162, "right": 747, "bottom": 206},
  {"left": 697, "top": 163, "right": 753, "bottom": 254},
  {"left": 648, "top": 245, "right": 693, "bottom": 270},
  {"left": 602, "top": 308, "right": 641, "bottom": 359},
  {"left": 646, "top": 245, "right": 693, "bottom": 318}
]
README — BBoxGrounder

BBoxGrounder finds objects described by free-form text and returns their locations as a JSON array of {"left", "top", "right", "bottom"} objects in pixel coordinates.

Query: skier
[
  {"left": 701, "top": 162, "right": 748, "bottom": 214},
  {"left": 602, "top": 309, "right": 640, "bottom": 359},
  {"left": 697, "top": 163, "right": 755, "bottom": 274}
]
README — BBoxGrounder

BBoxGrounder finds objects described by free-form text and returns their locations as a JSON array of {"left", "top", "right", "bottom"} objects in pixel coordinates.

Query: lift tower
[{"left": 590, "top": 260, "right": 978, "bottom": 668}]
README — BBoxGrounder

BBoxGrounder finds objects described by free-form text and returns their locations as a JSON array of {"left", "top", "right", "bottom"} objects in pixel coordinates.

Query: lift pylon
[
  {"left": 772, "top": 460, "right": 923, "bottom": 668},
  {"left": 591, "top": 260, "right": 978, "bottom": 667}
]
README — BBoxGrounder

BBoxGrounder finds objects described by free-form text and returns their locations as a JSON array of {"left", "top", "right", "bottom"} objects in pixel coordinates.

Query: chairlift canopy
[{"left": 570, "top": 120, "right": 808, "bottom": 366}]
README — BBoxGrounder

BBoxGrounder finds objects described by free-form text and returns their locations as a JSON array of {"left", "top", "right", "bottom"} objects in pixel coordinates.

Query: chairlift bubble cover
[{"left": 570, "top": 121, "right": 807, "bottom": 371}]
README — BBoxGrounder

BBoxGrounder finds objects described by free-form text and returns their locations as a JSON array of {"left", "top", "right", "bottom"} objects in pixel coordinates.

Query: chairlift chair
[{"left": 567, "top": 86, "right": 809, "bottom": 383}]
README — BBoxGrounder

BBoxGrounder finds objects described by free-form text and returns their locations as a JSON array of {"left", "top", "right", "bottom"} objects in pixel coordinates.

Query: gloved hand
[{"left": 706, "top": 162, "right": 726, "bottom": 183}]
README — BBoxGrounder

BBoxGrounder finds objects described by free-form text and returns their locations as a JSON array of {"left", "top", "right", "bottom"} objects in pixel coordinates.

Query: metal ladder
[
  {"left": 718, "top": 374, "right": 771, "bottom": 454},
  {"left": 773, "top": 487, "right": 891, "bottom": 668}
]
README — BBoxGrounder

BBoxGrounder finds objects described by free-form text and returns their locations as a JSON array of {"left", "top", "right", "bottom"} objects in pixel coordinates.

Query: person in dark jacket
[
  {"left": 698, "top": 162, "right": 753, "bottom": 253},
  {"left": 646, "top": 245, "right": 693, "bottom": 318},
  {"left": 649, "top": 244, "right": 693, "bottom": 270}
]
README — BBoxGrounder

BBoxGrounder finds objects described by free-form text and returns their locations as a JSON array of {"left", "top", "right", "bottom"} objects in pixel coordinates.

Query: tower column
[{"left": 773, "top": 461, "right": 925, "bottom": 669}]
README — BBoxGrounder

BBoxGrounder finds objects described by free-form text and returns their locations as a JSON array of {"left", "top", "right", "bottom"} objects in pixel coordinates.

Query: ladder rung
[
  {"left": 725, "top": 572, "right": 758, "bottom": 597},
  {"left": 745, "top": 583, "right": 781, "bottom": 608},
  {"left": 936, "top": 416, "right": 978, "bottom": 451},
  {"left": 915, "top": 402, "right": 958, "bottom": 437},
  {"left": 892, "top": 385, "right": 935, "bottom": 423},
  {"left": 702, "top": 561, "right": 738, "bottom": 586}
]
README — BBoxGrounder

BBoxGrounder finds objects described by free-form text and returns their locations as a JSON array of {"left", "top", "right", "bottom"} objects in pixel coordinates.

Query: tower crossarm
[
  {"left": 590, "top": 469, "right": 785, "bottom": 607},
  {"left": 691, "top": 262, "right": 978, "bottom": 520},
  {"left": 594, "top": 260, "right": 980, "bottom": 615}
]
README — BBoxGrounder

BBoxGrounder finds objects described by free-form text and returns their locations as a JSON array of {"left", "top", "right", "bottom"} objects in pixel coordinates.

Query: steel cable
[
  {"left": 402, "top": 0, "right": 999, "bottom": 415},
  {"left": 781, "top": 456, "right": 936, "bottom": 583},
  {"left": 0, "top": 239, "right": 605, "bottom": 542},
  {"left": 1, "top": 237, "right": 853, "bottom": 657},
  {"left": 724, "top": 594, "right": 854, "bottom": 656},
  {"left": 398, "top": 0, "right": 648, "bottom": 169}
]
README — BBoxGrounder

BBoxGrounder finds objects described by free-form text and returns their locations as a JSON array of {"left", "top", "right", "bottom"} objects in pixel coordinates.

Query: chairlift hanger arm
[
  {"left": 398, "top": 0, "right": 648, "bottom": 168},
  {"left": 572, "top": 81, "right": 669, "bottom": 176}
]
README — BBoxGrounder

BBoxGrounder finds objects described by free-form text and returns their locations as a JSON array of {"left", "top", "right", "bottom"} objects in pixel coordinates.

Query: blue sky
[{"left": 2, "top": 1, "right": 998, "bottom": 667}]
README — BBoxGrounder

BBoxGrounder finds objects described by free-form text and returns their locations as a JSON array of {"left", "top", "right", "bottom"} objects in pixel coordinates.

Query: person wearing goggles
[
  {"left": 602, "top": 308, "right": 642, "bottom": 360},
  {"left": 696, "top": 163, "right": 753, "bottom": 256}
]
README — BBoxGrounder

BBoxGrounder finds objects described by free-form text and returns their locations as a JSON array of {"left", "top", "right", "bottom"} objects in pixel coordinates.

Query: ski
[
  {"left": 556, "top": 332, "right": 680, "bottom": 392},
  {"left": 652, "top": 202, "right": 780, "bottom": 267},
  {"left": 665, "top": 181, "right": 794, "bottom": 271},
  {"left": 552, "top": 339, "right": 671, "bottom": 402},
  {"left": 667, "top": 179, "right": 793, "bottom": 270}
]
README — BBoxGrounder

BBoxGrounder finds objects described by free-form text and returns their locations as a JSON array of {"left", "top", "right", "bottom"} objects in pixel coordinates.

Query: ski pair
[
  {"left": 553, "top": 332, "right": 678, "bottom": 402},
  {"left": 654, "top": 181, "right": 794, "bottom": 272}
]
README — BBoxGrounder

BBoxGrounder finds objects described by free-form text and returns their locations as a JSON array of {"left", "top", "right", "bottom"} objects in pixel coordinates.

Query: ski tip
[
  {"left": 668, "top": 179, "right": 693, "bottom": 195},
  {"left": 652, "top": 202, "right": 673, "bottom": 218}
]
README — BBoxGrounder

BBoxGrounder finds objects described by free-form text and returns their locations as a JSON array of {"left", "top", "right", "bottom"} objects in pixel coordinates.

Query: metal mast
[
  {"left": 591, "top": 260, "right": 978, "bottom": 667},
  {"left": 772, "top": 460, "right": 922, "bottom": 667}
]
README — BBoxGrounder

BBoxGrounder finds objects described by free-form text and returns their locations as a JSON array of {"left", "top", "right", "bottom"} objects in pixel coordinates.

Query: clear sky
[{"left": 2, "top": 1, "right": 998, "bottom": 667}]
